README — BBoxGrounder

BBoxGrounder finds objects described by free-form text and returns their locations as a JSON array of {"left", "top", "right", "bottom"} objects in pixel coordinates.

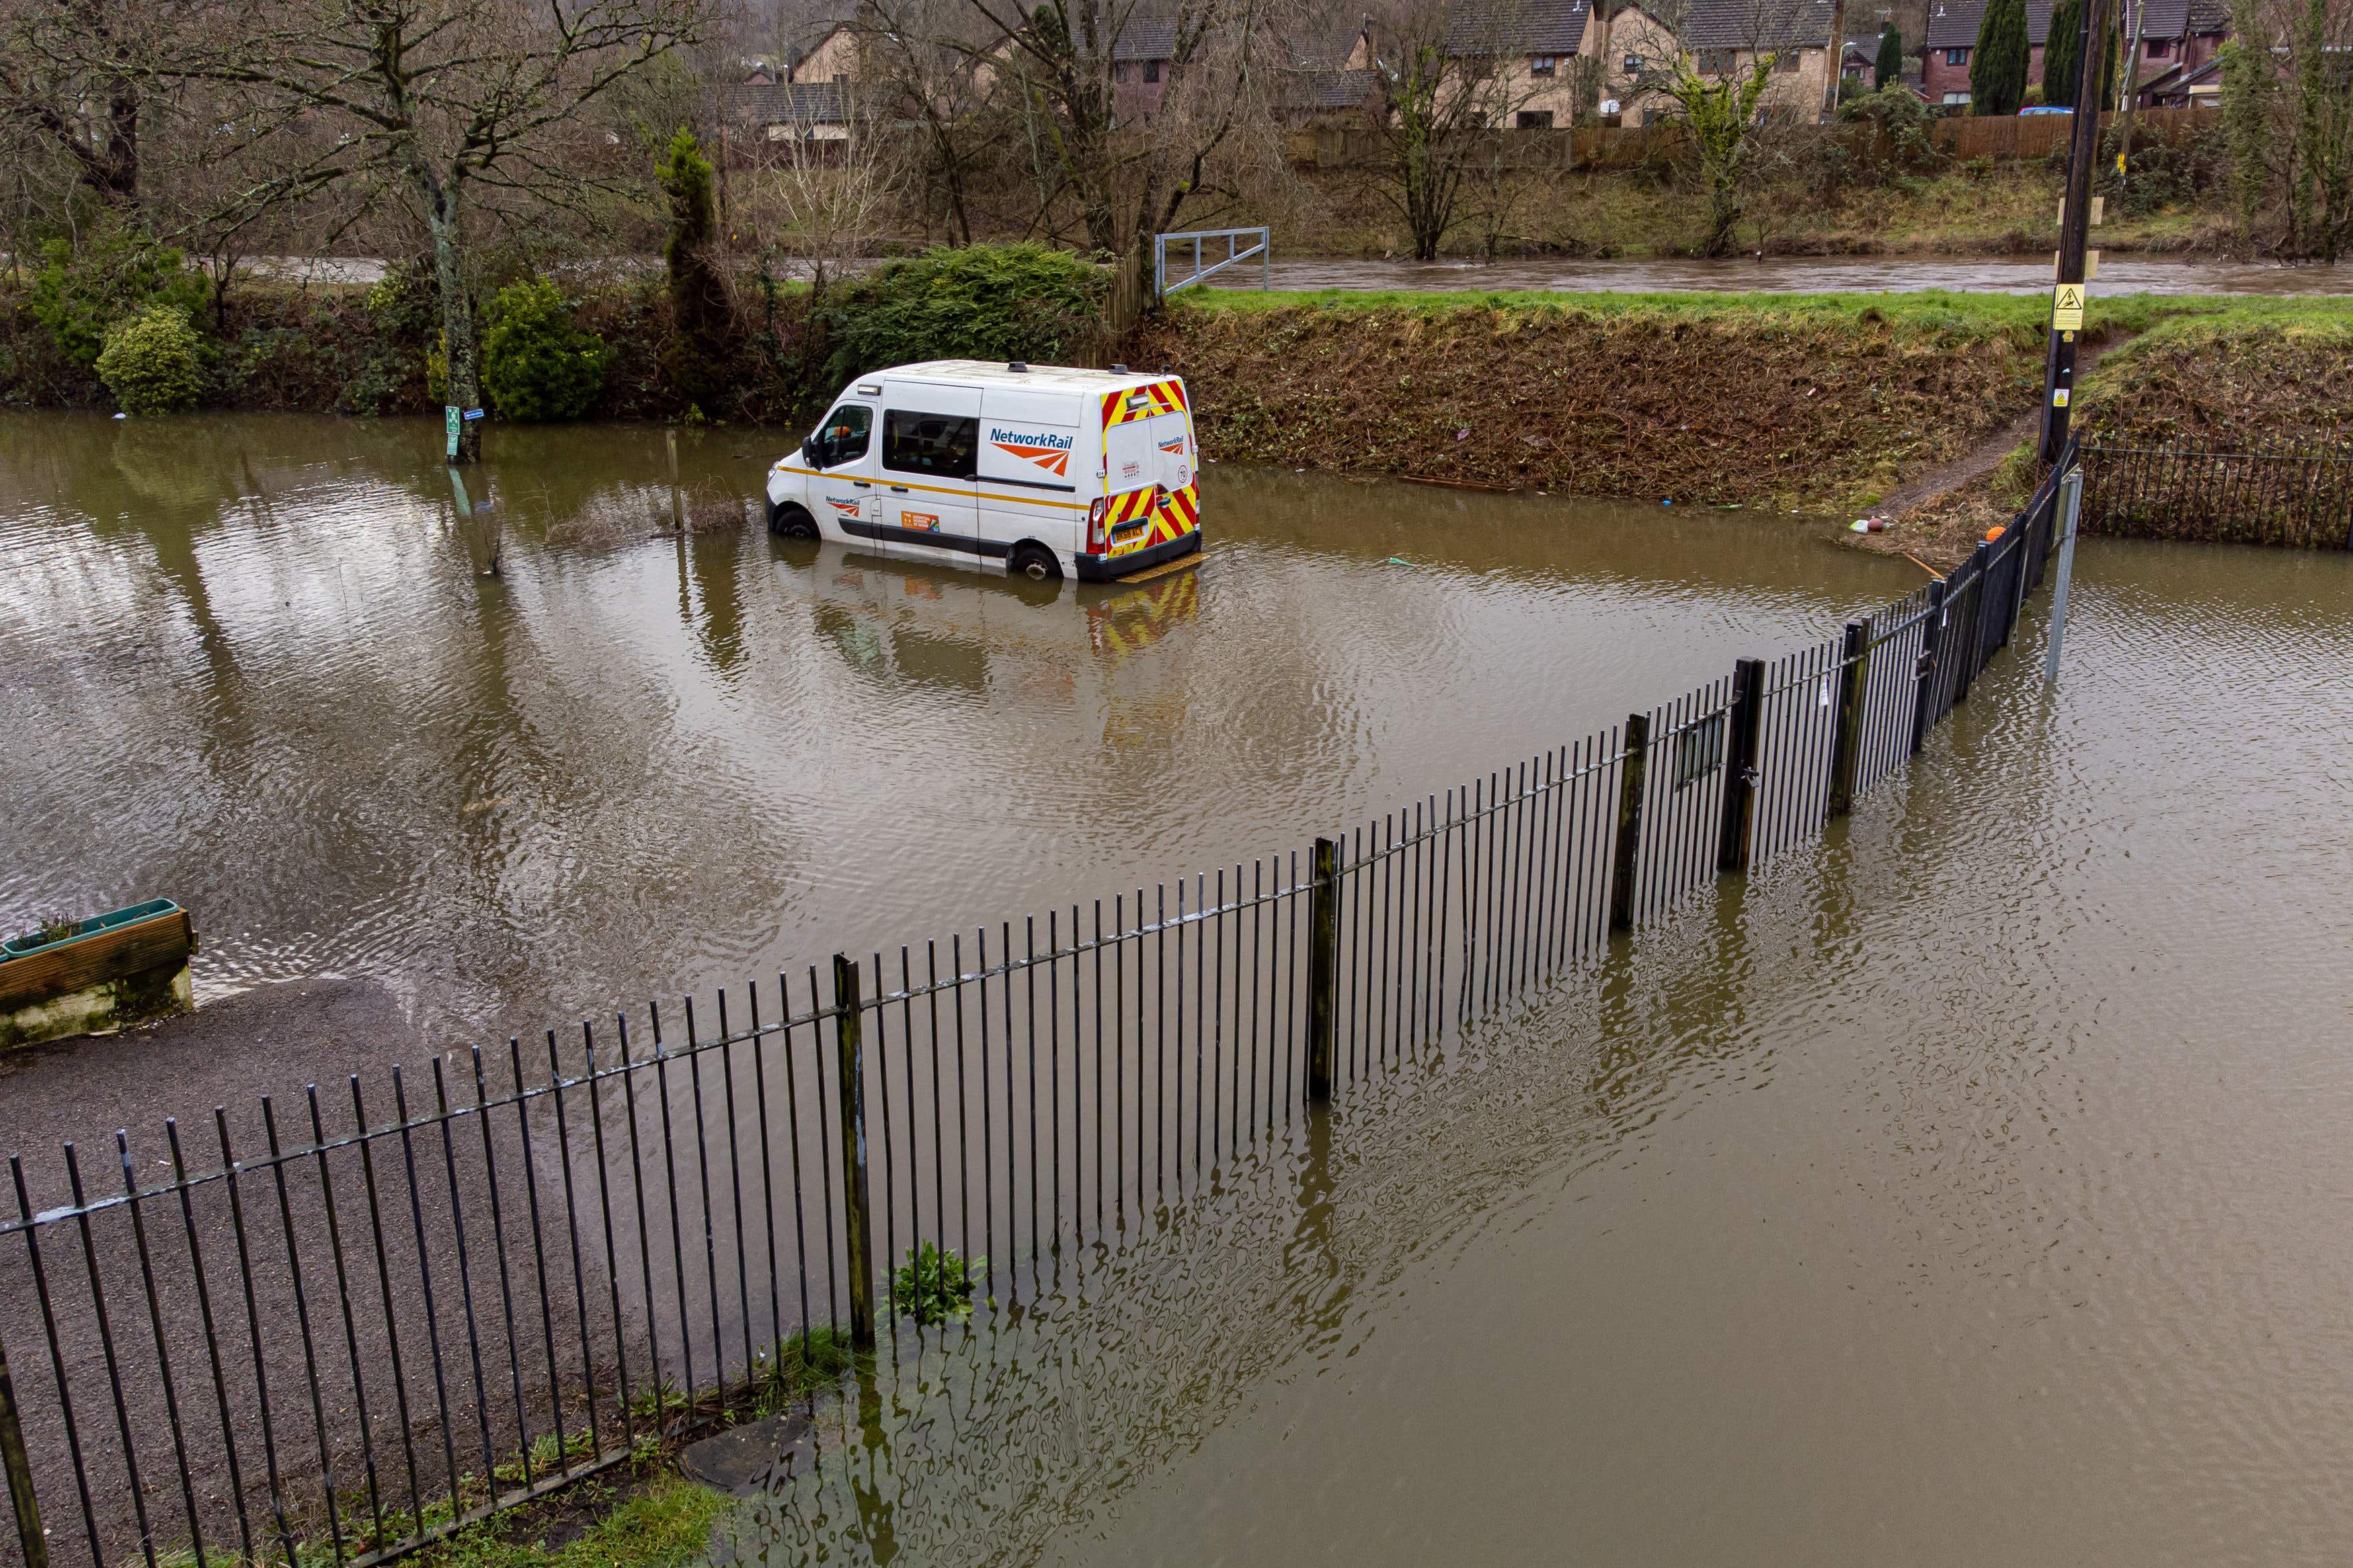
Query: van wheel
[
  {"left": 1010, "top": 544, "right": 1062, "bottom": 582},
  {"left": 770, "top": 503, "right": 819, "bottom": 539}
]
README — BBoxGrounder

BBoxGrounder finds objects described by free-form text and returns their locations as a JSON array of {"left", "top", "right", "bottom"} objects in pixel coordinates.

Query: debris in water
[
  {"left": 1850, "top": 517, "right": 1889, "bottom": 534},
  {"left": 1387, "top": 556, "right": 1412, "bottom": 565}
]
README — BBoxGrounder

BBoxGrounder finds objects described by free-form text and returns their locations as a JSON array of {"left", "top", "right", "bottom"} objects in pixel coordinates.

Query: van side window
[
  {"left": 816, "top": 405, "right": 871, "bottom": 467},
  {"left": 883, "top": 410, "right": 980, "bottom": 480}
]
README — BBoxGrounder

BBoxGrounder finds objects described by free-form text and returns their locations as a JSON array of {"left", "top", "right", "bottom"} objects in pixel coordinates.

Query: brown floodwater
[
  {"left": 4, "top": 413, "right": 2352, "bottom": 1565},
  {"left": 0, "top": 411, "right": 1915, "bottom": 1041}
]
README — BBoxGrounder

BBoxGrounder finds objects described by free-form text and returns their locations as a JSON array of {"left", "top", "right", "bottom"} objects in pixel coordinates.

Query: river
[
  {"left": 1253, "top": 253, "right": 2353, "bottom": 296},
  {"left": 3, "top": 413, "right": 2350, "bottom": 1565},
  {"left": 242, "top": 253, "right": 2350, "bottom": 296}
]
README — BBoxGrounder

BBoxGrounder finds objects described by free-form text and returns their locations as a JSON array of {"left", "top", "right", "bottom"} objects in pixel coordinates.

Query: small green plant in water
[{"left": 892, "top": 1241, "right": 982, "bottom": 1325}]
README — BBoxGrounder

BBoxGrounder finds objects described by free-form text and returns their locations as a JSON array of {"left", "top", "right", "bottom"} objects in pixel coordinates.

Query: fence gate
[{"left": 1154, "top": 227, "right": 1270, "bottom": 299}]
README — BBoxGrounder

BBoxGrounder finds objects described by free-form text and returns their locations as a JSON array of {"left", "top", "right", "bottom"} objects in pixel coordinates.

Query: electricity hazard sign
[{"left": 2051, "top": 283, "right": 2087, "bottom": 332}]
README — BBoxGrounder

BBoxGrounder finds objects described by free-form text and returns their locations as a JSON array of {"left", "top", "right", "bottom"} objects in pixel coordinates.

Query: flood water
[
  {"left": 5, "top": 413, "right": 2352, "bottom": 1565},
  {"left": 0, "top": 412, "right": 1915, "bottom": 1043}
]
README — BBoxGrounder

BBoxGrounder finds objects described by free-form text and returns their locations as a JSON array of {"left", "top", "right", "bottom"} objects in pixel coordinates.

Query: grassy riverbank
[
  {"left": 6, "top": 267, "right": 2342, "bottom": 524},
  {"left": 1849, "top": 300, "right": 2353, "bottom": 560},
  {"left": 1291, "top": 155, "right": 2225, "bottom": 261},
  {"left": 1143, "top": 288, "right": 2188, "bottom": 512}
]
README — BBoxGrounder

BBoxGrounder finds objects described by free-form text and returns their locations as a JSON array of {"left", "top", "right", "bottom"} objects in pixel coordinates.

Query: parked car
[{"left": 768, "top": 360, "right": 1202, "bottom": 584}]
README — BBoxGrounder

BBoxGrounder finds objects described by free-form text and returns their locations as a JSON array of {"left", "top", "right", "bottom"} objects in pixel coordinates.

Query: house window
[
  {"left": 2147, "top": 38, "right": 2169, "bottom": 56},
  {"left": 1624, "top": 52, "right": 1644, "bottom": 72},
  {"left": 1942, "top": 89, "right": 1971, "bottom": 104},
  {"left": 1515, "top": 109, "right": 1555, "bottom": 127},
  {"left": 1530, "top": 54, "right": 1557, "bottom": 75},
  {"left": 1698, "top": 48, "right": 1737, "bottom": 73},
  {"left": 1774, "top": 48, "right": 1800, "bottom": 70},
  {"left": 1144, "top": 58, "right": 1162, "bottom": 81},
  {"left": 1946, "top": 47, "right": 1968, "bottom": 65}
]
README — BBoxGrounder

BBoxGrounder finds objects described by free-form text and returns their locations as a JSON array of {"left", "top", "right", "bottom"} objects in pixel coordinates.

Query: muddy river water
[{"left": 5, "top": 413, "right": 2352, "bottom": 1565}]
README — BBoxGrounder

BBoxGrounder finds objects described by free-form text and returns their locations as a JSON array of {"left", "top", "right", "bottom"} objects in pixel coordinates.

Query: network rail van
[{"left": 766, "top": 360, "right": 1201, "bottom": 583}]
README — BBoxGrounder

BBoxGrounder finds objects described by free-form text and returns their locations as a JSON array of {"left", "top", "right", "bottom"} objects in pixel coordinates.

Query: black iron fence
[
  {"left": 0, "top": 448, "right": 2081, "bottom": 1568},
  {"left": 2082, "top": 436, "right": 2353, "bottom": 549}
]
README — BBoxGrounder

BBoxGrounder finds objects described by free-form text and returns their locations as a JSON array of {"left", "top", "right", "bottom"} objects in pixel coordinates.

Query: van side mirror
[{"left": 802, "top": 434, "right": 821, "bottom": 467}]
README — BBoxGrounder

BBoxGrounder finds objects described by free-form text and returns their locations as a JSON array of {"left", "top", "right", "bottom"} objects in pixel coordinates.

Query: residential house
[
  {"left": 725, "top": 80, "right": 855, "bottom": 140},
  {"left": 1345, "top": 0, "right": 1605, "bottom": 130},
  {"left": 773, "top": 0, "right": 863, "bottom": 84},
  {"left": 1110, "top": 16, "right": 1181, "bottom": 116},
  {"left": 1277, "top": 26, "right": 1382, "bottom": 122},
  {"left": 1921, "top": 0, "right": 2227, "bottom": 111},
  {"left": 1607, "top": 0, "right": 1849, "bottom": 128}
]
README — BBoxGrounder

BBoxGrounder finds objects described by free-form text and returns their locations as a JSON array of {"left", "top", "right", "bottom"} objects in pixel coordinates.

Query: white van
[{"left": 766, "top": 360, "right": 1201, "bottom": 582}]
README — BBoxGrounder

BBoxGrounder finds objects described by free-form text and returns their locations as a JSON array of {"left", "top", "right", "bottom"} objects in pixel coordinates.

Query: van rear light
[{"left": 1086, "top": 496, "right": 1109, "bottom": 554}]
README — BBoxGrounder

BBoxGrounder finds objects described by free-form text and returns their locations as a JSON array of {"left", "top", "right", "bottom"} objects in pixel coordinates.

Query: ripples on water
[
  {"left": 6, "top": 415, "right": 2351, "bottom": 1565},
  {"left": 713, "top": 553, "right": 2353, "bottom": 1567},
  {"left": 0, "top": 413, "right": 1908, "bottom": 1041}
]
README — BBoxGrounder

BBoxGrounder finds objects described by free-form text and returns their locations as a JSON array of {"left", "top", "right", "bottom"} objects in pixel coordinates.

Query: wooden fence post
[
  {"left": 1716, "top": 659, "right": 1766, "bottom": 875},
  {"left": 830, "top": 953, "right": 875, "bottom": 1348},
  {"left": 1909, "top": 578, "right": 1948, "bottom": 757},
  {"left": 666, "top": 427, "right": 684, "bottom": 532},
  {"left": 1306, "top": 837, "right": 1340, "bottom": 1102},
  {"left": 1826, "top": 621, "right": 1871, "bottom": 819},
  {"left": 1607, "top": 712, "right": 1650, "bottom": 934},
  {"left": 0, "top": 1324, "right": 44, "bottom": 1568}
]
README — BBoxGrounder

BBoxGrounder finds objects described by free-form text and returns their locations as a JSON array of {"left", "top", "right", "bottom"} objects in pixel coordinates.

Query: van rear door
[
  {"left": 1101, "top": 380, "right": 1193, "bottom": 563},
  {"left": 877, "top": 384, "right": 983, "bottom": 559}
]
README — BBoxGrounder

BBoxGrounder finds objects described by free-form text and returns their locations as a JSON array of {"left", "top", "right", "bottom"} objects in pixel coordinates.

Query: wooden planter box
[{"left": 0, "top": 900, "right": 197, "bottom": 1050}]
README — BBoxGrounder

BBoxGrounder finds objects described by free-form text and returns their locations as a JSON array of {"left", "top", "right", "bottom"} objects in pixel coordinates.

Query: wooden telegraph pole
[{"left": 2039, "top": 0, "right": 2114, "bottom": 461}]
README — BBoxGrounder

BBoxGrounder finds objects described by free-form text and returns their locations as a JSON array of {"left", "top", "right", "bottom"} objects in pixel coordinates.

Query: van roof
[{"left": 869, "top": 360, "right": 1177, "bottom": 395}]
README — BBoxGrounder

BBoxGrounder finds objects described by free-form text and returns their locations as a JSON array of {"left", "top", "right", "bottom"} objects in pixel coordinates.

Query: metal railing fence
[
  {"left": 1152, "top": 227, "right": 1270, "bottom": 298},
  {"left": 2082, "top": 436, "right": 2353, "bottom": 549},
  {"left": 0, "top": 446, "right": 2079, "bottom": 1568}
]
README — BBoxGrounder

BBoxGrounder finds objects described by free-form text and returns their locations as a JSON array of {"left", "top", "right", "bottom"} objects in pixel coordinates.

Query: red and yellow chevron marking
[
  {"left": 1101, "top": 379, "right": 1188, "bottom": 429},
  {"left": 1104, "top": 481, "right": 1201, "bottom": 558},
  {"left": 1088, "top": 569, "right": 1200, "bottom": 658}
]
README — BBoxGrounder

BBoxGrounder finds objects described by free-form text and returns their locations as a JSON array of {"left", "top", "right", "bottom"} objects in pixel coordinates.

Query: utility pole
[{"left": 2039, "top": 0, "right": 2113, "bottom": 462}]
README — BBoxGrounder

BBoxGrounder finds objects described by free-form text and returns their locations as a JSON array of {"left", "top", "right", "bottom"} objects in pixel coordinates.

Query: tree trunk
[{"left": 427, "top": 189, "right": 483, "bottom": 465}]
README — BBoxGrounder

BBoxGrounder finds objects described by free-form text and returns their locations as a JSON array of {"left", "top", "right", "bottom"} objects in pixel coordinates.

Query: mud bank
[{"left": 1140, "top": 291, "right": 2135, "bottom": 512}]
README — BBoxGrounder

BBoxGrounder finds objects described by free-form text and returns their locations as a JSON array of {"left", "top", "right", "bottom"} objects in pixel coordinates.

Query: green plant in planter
[
  {"left": 479, "top": 276, "right": 609, "bottom": 421},
  {"left": 892, "top": 1241, "right": 983, "bottom": 1325},
  {"left": 95, "top": 306, "right": 207, "bottom": 414}
]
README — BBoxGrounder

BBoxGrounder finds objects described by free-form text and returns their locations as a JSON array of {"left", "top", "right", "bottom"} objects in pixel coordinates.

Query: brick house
[
  {"left": 1921, "top": 0, "right": 2227, "bottom": 111},
  {"left": 1607, "top": 0, "right": 1848, "bottom": 128},
  {"left": 1345, "top": 0, "right": 1605, "bottom": 130}
]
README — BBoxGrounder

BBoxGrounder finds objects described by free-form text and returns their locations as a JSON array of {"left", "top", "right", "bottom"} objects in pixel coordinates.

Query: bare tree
[
  {"left": 863, "top": 0, "right": 1011, "bottom": 243},
  {"left": 962, "top": 0, "right": 1283, "bottom": 331},
  {"left": 1626, "top": 0, "right": 1829, "bottom": 255},
  {"left": 2222, "top": 0, "right": 2353, "bottom": 259},
  {"left": 1363, "top": 1, "right": 1558, "bottom": 260},
  {"left": 746, "top": 80, "right": 908, "bottom": 308},
  {"left": 147, "top": 0, "right": 707, "bottom": 462},
  {"left": 0, "top": 0, "right": 145, "bottom": 212}
]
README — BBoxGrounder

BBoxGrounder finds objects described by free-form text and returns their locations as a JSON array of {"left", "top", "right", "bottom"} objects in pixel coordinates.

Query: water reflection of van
[
  {"left": 797, "top": 548, "right": 1203, "bottom": 704},
  {"left": 765, "top": 361, "right": 1202, "bottom": 584}
]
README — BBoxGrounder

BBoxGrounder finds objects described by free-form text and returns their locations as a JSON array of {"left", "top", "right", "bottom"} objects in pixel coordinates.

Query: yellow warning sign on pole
[{"left": 2051, "top": 282, "right": 2087, "bottom": 333}]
